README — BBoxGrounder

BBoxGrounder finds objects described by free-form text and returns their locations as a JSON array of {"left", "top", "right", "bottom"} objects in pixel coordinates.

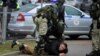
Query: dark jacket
[{"left": 44, "top": 40, "right": 68, "bottom": 55}]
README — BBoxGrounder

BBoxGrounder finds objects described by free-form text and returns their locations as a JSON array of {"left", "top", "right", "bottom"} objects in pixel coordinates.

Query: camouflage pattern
[
  {"left": 34, "top": 15, "right": 48, "bottom": 36},
  {"left": 86, "top": 1, "right": 100, "bottom": 56},
  {"left": 89, "top": 0, "right": 100, "bottom": 51},
  {"left": 89, "top": 1, "right": 99, "bottom": 20},
  {"left": 33, "top": 0, "right": 66, "bottom": 55},
  {"left": 35, "top": 4, "right": 65, "bottom": 41},
  {"left": 91, "top": 20, "right": 100, "bottom": 51}
]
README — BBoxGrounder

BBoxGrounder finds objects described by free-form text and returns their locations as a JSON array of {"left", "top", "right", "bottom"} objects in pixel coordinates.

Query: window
[
  {"left": 76, "top": 0, "right": 83, "bottom": 2},
  {"left": 19, "top": 4, "right": 38, "bottom": 12},
  {"left": 65, "top": 6, "right": 82, "bottom": 16}
]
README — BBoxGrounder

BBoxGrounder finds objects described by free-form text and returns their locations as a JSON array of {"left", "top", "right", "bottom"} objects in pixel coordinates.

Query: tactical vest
[{"left": 51, "top": 5, "right": 65, "bottom": 34}]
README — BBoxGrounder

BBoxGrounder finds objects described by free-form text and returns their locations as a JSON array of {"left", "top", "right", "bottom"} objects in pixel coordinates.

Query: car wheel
[
  {"left": 88, "top": 34, "right": 92, "bottom": 40},
  {"left": 88, "top": 24, "right": 92, "bottom": 40},
  {"left": 88, "top": 29, "right": 92, "bottom": 40},
  {"left": 69, "top": 35, "right": 79, "bottom": 39}
]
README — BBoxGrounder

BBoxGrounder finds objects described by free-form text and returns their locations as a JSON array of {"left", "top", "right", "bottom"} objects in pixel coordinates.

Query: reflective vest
[{"left": 17, "top": 3, "right": 20, "bottom": 9}]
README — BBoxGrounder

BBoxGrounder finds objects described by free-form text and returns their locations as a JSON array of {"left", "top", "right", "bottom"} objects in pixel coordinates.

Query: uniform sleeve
[{"left": 58, "top": 6, "right": 65, "bottom": 23}]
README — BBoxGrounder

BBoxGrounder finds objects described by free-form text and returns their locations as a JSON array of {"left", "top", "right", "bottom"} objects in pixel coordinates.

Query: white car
[
  {"left": 8, "top": 3, "right": 92, "bottom": 39},
  {"left": 8, "top": 3, "right": 53, "bottom": 38}
]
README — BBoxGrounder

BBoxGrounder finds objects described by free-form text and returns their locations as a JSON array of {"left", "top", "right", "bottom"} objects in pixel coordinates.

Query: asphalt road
[
  {"left": 66, "top": 40, "right": 92, "bottom": 56},
  {"left": 3, "top": 36, "right": 92, "bottom": 56}
]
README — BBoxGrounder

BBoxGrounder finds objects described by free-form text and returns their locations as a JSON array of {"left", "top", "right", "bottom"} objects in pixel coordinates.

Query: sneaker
[{"left": 11, "top": 40, "right": 17, "bottom": 48}]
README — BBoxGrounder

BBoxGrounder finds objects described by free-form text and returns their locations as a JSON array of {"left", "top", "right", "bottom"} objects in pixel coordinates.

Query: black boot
[
  {"left": 11, "top": 40, "right": 17, "bottom": 48},
  {"left": 86, "top": 50, "right": 98, "bottom": 56}
]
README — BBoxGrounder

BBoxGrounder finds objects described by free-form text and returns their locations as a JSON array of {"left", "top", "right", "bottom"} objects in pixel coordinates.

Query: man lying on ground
[{"left": 11, "top": 40, "right": 68, "bottom": 56}]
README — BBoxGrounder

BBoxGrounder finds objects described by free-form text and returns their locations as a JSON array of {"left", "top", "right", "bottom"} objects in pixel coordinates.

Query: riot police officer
[
  {"left": 45, "top": 0, "right": 65, "bottom": 42},
  {"left": 33, "top": 10, "right": 48, "bottom": 55},
  {"left": 33, "top": 0, "right": 67, "bottom": 55},
  {"left": 86, "top": 0, "right": 100, "bottom": 56},
  {"left": 43, "top": 0, "right": 67, "bottom": 55}
]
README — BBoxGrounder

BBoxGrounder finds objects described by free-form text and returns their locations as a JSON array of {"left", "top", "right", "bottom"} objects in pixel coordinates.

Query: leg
[
  {"left": 45, "top": 28, "right": 53, "bottom": 43},
  {"left": 35, "top": 35, "right": 45, "bottom": 55},
  {"left": 35, "top": 30, "right": 40, "bottom": 42},
  {"left": 56, "top": 21, "right": 65, "bottom": 41},
  {"left": 86, "top": 20, "right": 99, "bottom": 56},
  {"left": 53, "top": 28, "right": 64, "bottom": 42},
  {"left": 11, "top": 40, "right": 34, "bottom": 55},
  {"left": 11, "top": 40, "right": 18, "bottom": 48}
]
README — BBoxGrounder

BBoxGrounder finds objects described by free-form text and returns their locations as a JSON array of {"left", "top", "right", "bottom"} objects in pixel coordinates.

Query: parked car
[
  {"left": 64, "top": 4, "right": 92, "bottom": 39},
  {"left": 8, "top": 3, "right": 92, "bottom": 39},
  {"left": 66, "top": 0, "right": 92, "bottom": 12},
  {"left": 8, "top": 3, "right": 52, "bottom": 38}
]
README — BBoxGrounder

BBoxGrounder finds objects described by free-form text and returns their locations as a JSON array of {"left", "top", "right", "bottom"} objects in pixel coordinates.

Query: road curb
[{"left": 1, "top": 51, "right": 20, "bottom": 56}]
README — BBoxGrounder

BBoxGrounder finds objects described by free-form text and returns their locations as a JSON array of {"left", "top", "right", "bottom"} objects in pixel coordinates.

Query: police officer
[
  {"left": 45, "top": 0, "right": 65, "bottom": 42},
  {"left": 43, "top": 0, "right": 67, "bottom": 55},
  {"left": 34, "top": 0, "right": 66, "bottom": 54},
  {"left": 86, "top": 0, "right": 100, "bottom": 56},
  {"left": 34, "top": 10, "right": 48, "bottom": 55}
]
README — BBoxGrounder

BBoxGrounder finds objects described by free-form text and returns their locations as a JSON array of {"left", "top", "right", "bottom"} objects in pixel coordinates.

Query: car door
[{"left": 64, "top": 5, "right": 92, "bottom": 34}]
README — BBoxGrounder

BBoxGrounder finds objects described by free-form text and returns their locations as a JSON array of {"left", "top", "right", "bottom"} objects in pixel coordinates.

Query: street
[
  {"left": 0, "top": 0, "right": 96, "bottom": 56},
  {"left": 66, "top": 40, "right": 92, "bottom": 56},
  {"left": 4, "top": 36, "right": 92, "bottom": 56}
]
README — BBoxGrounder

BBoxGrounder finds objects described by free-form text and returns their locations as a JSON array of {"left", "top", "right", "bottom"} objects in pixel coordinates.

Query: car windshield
[{"left": 19, "top": 4, "right": 38, "bottom": 12}]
